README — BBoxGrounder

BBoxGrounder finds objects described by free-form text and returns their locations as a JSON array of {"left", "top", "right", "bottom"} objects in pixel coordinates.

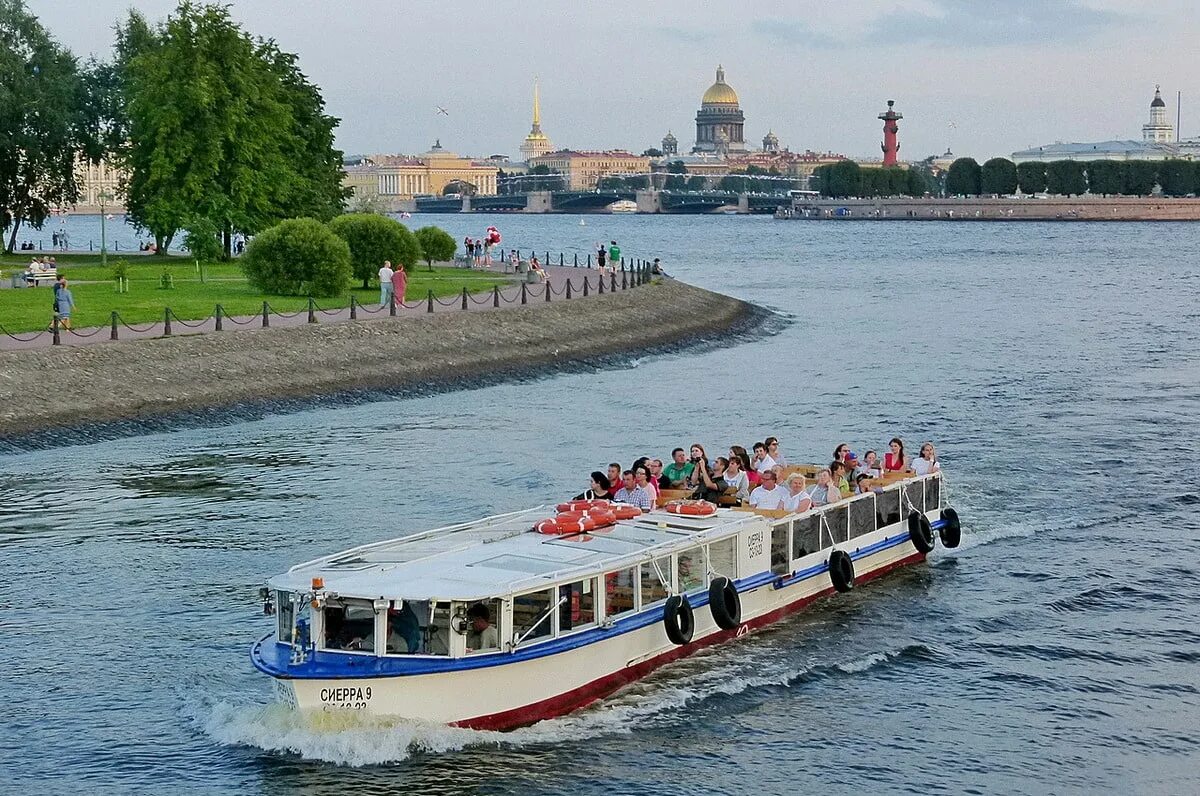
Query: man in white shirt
[
  {"left": 378, "top": 261, "right": 395, "bottom": 306},
  {"left": 613, "top": 470, "right": 653, "bottom": 511},
  {"left": 751, "top": 441, "right": 778, "bottom": 474},
  {"left": 749, "top": 470, "right": 787, "bottom": 510},
  {"left": 466, "top": 603, "right": 499, "bottom": 651}
]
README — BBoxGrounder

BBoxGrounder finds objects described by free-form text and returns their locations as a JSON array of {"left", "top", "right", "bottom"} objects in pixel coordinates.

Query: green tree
[
  {"left": 945, "top": 158, "right": 982, "bottom": 196},
  {"left": 685, "top": 175, "right": 706, "bottom": 191},
  {"left": 641, "top": 147, "right": 663, "bottom": 157},
  {"left": 666, "top": 160, "right": 687, "bottom": 174},
  {"left": 1015, "top": 161, "right": 1047, "bottom": 194},
  {"left": 0, "top": 0, "right": 88, "bottom": 252},
  {"left": 1157, "top": 159, "right": 1194, "bottom": 197},
  {"left": 981, "top": 158, "right": 1018, "bottom": 195},
  {"left": 182, "top": 216, "right": 221, "bottom": 263},
  {"left": 1085, "top": 160, "right": 1123, "bottom": 196},
  {"left": 905, "top": 166, "right": 933, "bottom": 197},
  {"left": 329, "top": 213, "right": 420, "bottom": 287},
  {"left": 123, "top": 2, "right": 343, "bottom": 257},
  {"left": 414, "top": 225, "right": 456, "bottom": 271},
  {"left": 663, "top": 174, "right": 687, "bottom": 191},
  {"left": 817, "top": 160, "right": 862, "bottom": 197},
  {"left": 1045, "top": 160, "right": 1087, "bottom": 195},
  {"left": 1122, "top": 160, "right": 1159, "bottom": 196},
  {"left": 240, "top": 217, "right": 350, "bottom": 297}
]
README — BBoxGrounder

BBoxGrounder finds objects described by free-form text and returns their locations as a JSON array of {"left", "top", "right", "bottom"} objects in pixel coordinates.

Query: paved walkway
[{"left": 0, "top": 266, "right": 646, "bottom": 351}]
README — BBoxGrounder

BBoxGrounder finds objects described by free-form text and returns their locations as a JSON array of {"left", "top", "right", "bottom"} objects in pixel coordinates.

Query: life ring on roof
[
  {"left": 611, "top": 505, "right": 643, "bottom": 520},
  {"left": 586, "top": 510, "right": 617, "bottom": 528},
  {"left": 664, "top": 500, "right": 717, "bottom": 516},
  {"left": 534, "top": 514, "right": 597, "bottom": 535},
  {"left": 663, "top": 594, "right": 695, "bottom": 645},
  {"left": 557, "top": 499, "right": 611, "bottom": 513}
]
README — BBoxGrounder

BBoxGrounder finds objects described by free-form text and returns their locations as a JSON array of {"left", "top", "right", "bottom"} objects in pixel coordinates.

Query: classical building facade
[
  {"left": 1143, "top": 85, "right": 1174, "bottom": 142},
  {"left": 527, "top": 150, "right": 651, "bottom": 190},
  {"left": 74, "top": 157, "right": 127, "bottom": 211},
  {"left": 343, "top": 143, "right": 499, "bottom": 208},
  {"left": 519, "top": 79, "right": 553, "bottom": 162},
  {"left": 693, "top": 66, "right": 746, "bottom": 155},
  {"left": 661, "top": 131, "right": 678, "bottom": 156}
]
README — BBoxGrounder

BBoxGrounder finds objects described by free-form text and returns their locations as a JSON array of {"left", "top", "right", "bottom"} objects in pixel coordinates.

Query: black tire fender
[
  {"left": 708, "top": 576, "right": 741, "bottom": 630},
  {"left": 829, "top": 549, "right": 855, "bottom": 593},
  {"left": 908, "top": 510, "right": 935, "bottom": 553},
  {"left": 939, "top": 507, "right": 961, "bottom": 548},
  {"left": 663, "top": 594, "right": 695, "bottom": 645}
]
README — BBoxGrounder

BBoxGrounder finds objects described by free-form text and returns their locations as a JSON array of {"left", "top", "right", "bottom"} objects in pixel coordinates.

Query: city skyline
[{"left": 27, "top": 0, "right": 1200, "bottom": 160}]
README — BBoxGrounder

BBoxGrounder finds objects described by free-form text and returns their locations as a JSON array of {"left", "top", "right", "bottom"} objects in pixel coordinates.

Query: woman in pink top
[
  {"left": 884, "top": 437, "right": 907, "bottom": 472},
  {"left": 390, "top": 265, "right": 407, "bottom": 307}
]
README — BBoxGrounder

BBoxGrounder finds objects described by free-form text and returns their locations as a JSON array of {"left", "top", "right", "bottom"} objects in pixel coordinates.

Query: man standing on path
[
  {"left": 596, "top": 243, "right": 607, "bottom": 272},
  {"left": 378, "top": 261, "right": 395, "bottom": 306},
  {"left": 390, "top": 264, "right": 407, "bottom": 309},
  {"left": 608, "top": 240, "right": 621, "bottom": 269}
]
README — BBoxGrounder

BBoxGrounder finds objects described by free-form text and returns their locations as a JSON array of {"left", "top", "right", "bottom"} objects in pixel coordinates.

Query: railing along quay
[{"left": 0, "top": 255, "right": 658, "bottom": 349}]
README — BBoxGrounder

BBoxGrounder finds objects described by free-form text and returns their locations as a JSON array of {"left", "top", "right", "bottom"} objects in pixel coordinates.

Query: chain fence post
[
  {"left": 461, "top": 287, "right": 468, "bottom": 310},
  {"left": 622, "top": 270, "right": 628, "bottom": 290},
  {"left": 215, "top": 304, "right": 223, "bottom": 331},
  {"left": 610, "top": 272, "right": 617, "bottom": 292},
  {"left": 587, "top": 253, "right": 592, "bottom": 268},
  {"left": 566, "top": 279, "right": 573, "bottom": 299},
  {"left": 308, "top": 297, "right": 316, "bottom": 324},
  {"left": 262, "top": 301, "right": 269, "bottom": 327},
  {"left": 390, "top": 292, "right": 397, "bottom": 317},
  {"left": 110, "top": 311, "right": 118, "bottom": 341},
  {"left": 583, "top": 276, "right": 590, "bottom": 296},
  {"left": 493, "top": 286, "right": 500, "bottom": 307},
  {"left": 350, "top": 295, "right": 357, "bottom": 320},
  {"left": 427, "top": 289, "right": 434, "bottom": 313},
  {"left": 521, "top": 282, "right": 528, "bottom": 304},
  {"left": 164, "top": 308, "right": 173, "bottom": 336},
  {"left": 52, "top": 316, "right": 60, "bottom": 346},
  {"left": 574, "top": 252, "right": 578, "bottom": 267},
  {"left": 545, "top": 280, "right": 552, "bottom": 302},
  {"left": 559, "top": 252, "right": 563, "bottom": 266},
  {"left": 597, "top": 275, "right": 604, "bottom": 294}
]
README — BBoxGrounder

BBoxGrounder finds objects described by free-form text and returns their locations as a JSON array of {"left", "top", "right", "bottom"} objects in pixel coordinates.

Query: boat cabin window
[
  {"left": 677, "top": 547, "right": 705, "bottom": 593},
  {"left": 640, "top": 556, "right": 671, "bottom": 607},
  {"left": 463, "top": 598, "right": 503, "bottom": 654},
  {"left": 427, "top": 601, "right": 452, "bottom": 655},
  {"left": 321, "top": 598, "right": 376, "bottom": 652},
  {"left": 604, "top": 567, "right": 637, "bottom": 619},
  {"left": 276, "top": 590, "right": 309, "bottom": 645},
  {"left": 559, "top": 580, "right": 596, "bottom": 632},
  {"left": 708, "top": 536, "right": 736, "bottom": 580},
  {"left": 513, "top": 588, "right": 555, "bottom": 644},
  {"left": 849, "top": 496, "right": 876, "bottom": 539},
  {"left": 876, "top": 488, "right": 901, "bottom": 527},
  {"left": 792, "top": 515, "right": 822, "bottom": 559},
  {"left": 383, "top": 601, "right": 423, "bottom": 654},
  {"left": 770, "top": 524, "right": 789, "bottom": 575}
]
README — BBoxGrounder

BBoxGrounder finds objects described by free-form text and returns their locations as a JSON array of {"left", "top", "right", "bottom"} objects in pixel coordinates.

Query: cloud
[
  {"left": 748, "top": 19, "right": 841, "bottom": 49},
  {"left": 866, "top": 0, "right": 1126, "bottom": 47}
]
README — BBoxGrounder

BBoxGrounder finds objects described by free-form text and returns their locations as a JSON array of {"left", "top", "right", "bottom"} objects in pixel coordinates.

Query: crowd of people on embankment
[{"left": 571, "top": 436, "right": 942, "bottom": 512}]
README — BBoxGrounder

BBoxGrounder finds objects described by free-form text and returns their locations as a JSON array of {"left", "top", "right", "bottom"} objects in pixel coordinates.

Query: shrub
[
  {"left": 240, "top": 218, "right": 351, "bottom": 297},
  {"left": 328, "top": 213, "right": 420, "bottom": 288},
  {"left": 414, "top": 226, "right": 457, "bottom": 270}
]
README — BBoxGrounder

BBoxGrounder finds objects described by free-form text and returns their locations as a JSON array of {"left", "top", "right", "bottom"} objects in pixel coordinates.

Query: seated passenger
[
  {"left": 721, "top": 453, "right": 750, "bottom": 502},
  {"left": 607, "top": 462, "right": 624, "bottom": 492},
  {"left": 833, "top": 443, "right": 851, "bottom": 466},
  {"left": 765, "top": 436, "right": 787, "bottom": 466},
  {"left": 748, "top": 470, "right": 787, "bottom": 510},
  {"left": 634, "top": 465, "right": 659, "bottom": 504},
  {"left": 684, "top": 444, "right": 710, "bottom": 493},
  {"left": 466, "top": 603, "right": 499, "bottom": 652},
  {"left": 750, "top": 441, "right": 777, "bottom": 474},
  {"left": 884, "top": 437, "right": 908, "bottom": 472},
  {"left": 574, "top": 471, "right": 614, "bottom": 501},
  {"left": 649, "top": 458, "right": 671, "bottom": 490},
  {"left": 695, "top": 455, "right": 728, "bottom": 502},
  {"left": 782, "top": 474, "right": 814, "bottom": 513},
  {"left": 830, "top": 461, "right": 851, "bottom": 494},
  {"left": 613, "top": 470, "right": 653, "bottom": 510},
  {"left": 911, "top": 442, "right": 941, "bottom": 476},
  {"left": 857, "top": 450, "right": 882, "bottom": 478},
  {"left": 387, "top": 603, "right": 422, "bottom": 654},
  {"left": 807, "top": 470, "right": 842, "bottom": 506},
  {"left": 662, "top": 448, "right": 694, "bottom": 488},
  {"left": 854, "top": 471, "right": 877, "bottom": 494}
]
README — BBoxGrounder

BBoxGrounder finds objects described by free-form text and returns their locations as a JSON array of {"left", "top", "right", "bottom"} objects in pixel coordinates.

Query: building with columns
[
  {"left": 519, "top": 79, "right": 553, "bottom": 162},
  {"left": 527, "top": 150, "right": 650, "bottom": 190},
  {"left": 343, "top": 142, "right": 499, "bottom": 209},
  {"left": 72, "top": 157, "right": 127, "bottom": 211},
  {"left": 693, "top": 66, "right": 746, "bottom": 155},
  {"left": 1143, "top": 85, "right": 1174, "bottom": 142}
]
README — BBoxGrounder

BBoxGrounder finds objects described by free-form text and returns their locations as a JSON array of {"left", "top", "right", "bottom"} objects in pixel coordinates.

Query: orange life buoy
[
  {"left": 587, "top": 510, "right": 617, "bottom": 528},
  {"left": 664, "top": 500, "right": 717, "bottom": 517},
  {"left": 557, "top": 499, "right": 611, "bottom": 513},
  {"left": 611, "top": 505, "right": 643, "bottom": 520},
  {"left": 534, "top": 518, "right": 563, "bottom": 534}
]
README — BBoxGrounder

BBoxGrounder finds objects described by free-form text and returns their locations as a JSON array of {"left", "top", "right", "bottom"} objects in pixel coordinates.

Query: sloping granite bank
[{"left": 0, "top": 279, "right": 766, "bottom": 442}]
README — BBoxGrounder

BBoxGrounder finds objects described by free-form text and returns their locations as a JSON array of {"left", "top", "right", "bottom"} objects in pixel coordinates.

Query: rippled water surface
[{"left": 3, "top": 216, "right": 1199, "bottom": 794}]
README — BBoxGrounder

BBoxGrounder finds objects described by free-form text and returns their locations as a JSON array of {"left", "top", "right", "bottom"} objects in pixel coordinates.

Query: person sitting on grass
[
  {"left": 748, "top": 470, "right": 788, "bottom": 510},
  {"left": 613, "top": 470, "right": 653, "bottom": 511}
]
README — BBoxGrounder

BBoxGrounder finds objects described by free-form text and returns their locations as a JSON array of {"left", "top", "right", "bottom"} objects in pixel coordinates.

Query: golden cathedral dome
[{"left": 701, "top": 65, "right": 739, "bottom": 106}]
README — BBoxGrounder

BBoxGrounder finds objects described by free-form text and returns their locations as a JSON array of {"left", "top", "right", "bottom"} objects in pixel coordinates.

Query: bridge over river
[{"left": 413, "top": 190, "right": 791, "bottom": 215}]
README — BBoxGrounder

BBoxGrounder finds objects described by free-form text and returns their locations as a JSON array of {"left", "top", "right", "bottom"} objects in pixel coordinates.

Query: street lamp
[{"left": 98, "top": 191, "right": 113, "bottom": 270}]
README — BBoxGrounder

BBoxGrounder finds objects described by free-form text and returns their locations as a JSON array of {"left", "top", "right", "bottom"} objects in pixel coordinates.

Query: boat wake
[{"left": 194, "top": 641, "right": 933, "bottom": 766}]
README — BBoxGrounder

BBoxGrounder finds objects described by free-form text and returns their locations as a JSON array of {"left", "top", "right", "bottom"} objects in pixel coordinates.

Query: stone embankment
[
  {"left": 0, "top": 279, "right": 762, "bottom": 440},
  {"left": 781, "top": 196, "right": 1200, "bottom": 221}
]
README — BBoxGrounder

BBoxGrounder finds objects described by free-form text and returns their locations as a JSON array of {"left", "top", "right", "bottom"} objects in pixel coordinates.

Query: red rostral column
[{"left": 878, "top": 99, "right": 902, "bottom": 166}]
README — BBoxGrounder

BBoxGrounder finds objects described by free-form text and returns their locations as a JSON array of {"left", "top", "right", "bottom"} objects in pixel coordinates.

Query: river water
[{"left": 2, "top": 215, "right": 1198, "bottom": 794}]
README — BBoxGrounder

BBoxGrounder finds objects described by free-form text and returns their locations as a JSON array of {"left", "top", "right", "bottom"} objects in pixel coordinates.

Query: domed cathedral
[
  {"left": 1142, "top": 85, "right": 1174, "bottom": 143},
  {"left": 762, "top": 130, "right": 780, "bottom": 153},
  {"left": 693, "top": 66, "right": 747, "bottom": 155}
]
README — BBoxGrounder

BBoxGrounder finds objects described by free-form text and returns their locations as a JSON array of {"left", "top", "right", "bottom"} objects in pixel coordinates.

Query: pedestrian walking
[
  {"left": 53, "top": 277, "right": 74, "bottom": 330},
  {"left": 390, "top": 263, "right": 407, "bottom": 308},
  {"left": 378, "top": 260, "right": 395, "bottom": 306},
  {"left": 596, "top": 243, "right": 607, "bottom": 272},
  {"left": 608, "top": 240, "right": 621, "bottom": 268}
]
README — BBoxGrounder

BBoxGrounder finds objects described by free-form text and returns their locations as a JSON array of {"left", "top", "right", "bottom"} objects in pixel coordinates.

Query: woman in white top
[
  {"left": 808, "top": 470, "right": 842, "bottom": 507},
  {"left": 721, "top": 455, "right": 750, "bottom": 502},
  {"left": 782, "top": 474, "right": 813, "bottom": 513},
  {"left": 765, "top": 437, "right": 787, "bottom": 467},
  {"left": 855, "top": 450, "right": 882, "bottom": 479},
  {"left": 911, "top": 442, "right": 941, "bottom": 476}
]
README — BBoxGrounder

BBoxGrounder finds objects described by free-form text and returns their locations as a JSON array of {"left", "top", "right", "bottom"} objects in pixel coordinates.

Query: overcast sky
[{"left": 27, "top": 0, "right": 1199, "bottom": 160}]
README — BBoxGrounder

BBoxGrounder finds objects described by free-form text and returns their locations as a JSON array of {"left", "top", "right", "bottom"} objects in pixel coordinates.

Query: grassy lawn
[{"left": 0, "top": 254, "right": 512, "bottom": 333}]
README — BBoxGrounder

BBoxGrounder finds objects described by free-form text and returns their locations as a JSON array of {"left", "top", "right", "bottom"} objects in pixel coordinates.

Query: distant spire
[
  {"left": 716, "top": 64, "right": 725, "bottom": 83},
  {"left": 532, "top": 77, "right": 542, "bottom": 130}
]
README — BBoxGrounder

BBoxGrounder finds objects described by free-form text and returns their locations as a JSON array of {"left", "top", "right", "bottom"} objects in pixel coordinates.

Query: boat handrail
[{"left": 512, "top": 594, "right": 568, "bottom": 649}]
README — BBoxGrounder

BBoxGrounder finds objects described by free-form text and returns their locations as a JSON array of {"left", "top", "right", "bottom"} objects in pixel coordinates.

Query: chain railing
[{"left": 1, "top": 253, "right": 658, "bottom": 347}]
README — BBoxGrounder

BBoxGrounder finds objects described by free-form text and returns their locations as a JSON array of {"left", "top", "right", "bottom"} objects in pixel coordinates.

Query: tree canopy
[
  {"left": 329, "top": 213, "right": 420, "bottom": 287},
  {"left": 1045, "top": 160, "right": 1086, "bottom": 196},
  {"left": 1084, "top": 161, "right": 1123, "bottom": 196},
  {"left": 945, "top": 158, "right": 982, "bottom": 196},
  {"left": 1157, "top": 160, "right": 1194, "bottom": 197},
  {"left": 1015, "top": 162, "right": 1047, "bottom": 194},
  {"left": 240, "top": 217, "right": 350, "bottom": 297},
  {"left": 981, "top": 158, "right": 1018, "bottom": 195},
  {"left": 414, "top": 226, "right": 457, "bottom": 270}
]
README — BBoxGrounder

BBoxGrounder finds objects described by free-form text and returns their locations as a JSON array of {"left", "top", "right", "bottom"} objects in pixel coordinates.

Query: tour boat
[
  {"left": 251, "top": 469, "right": 960, "bottom": 730},
  {"left": 608, "top": 199, "right": 638, "bottom": 213}
]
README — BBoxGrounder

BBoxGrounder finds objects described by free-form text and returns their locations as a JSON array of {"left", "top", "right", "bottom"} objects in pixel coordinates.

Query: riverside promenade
[{"left": 0, "top": 263, "right": 646, "bottom": 352}]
